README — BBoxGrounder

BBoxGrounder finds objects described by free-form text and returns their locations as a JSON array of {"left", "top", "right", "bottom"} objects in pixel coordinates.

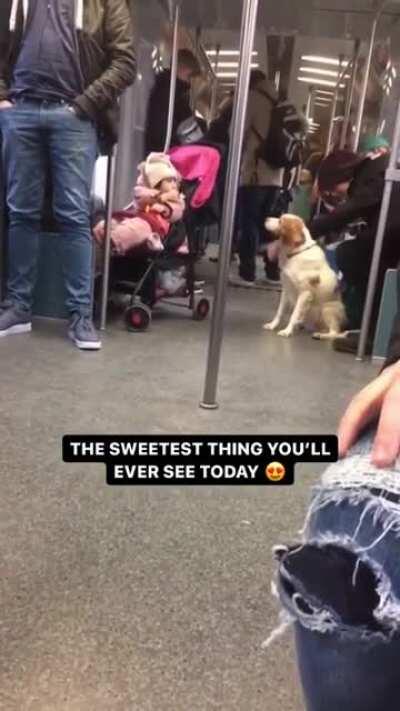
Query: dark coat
[
  {"left": 312, "top": 154, "right": 400, "bottom": 240},
  {"left": 145, "top": 71, "right": 193, "bottom": 155},
  {"left": 0, "top": 0, "right": 137, "bottom": 150}
]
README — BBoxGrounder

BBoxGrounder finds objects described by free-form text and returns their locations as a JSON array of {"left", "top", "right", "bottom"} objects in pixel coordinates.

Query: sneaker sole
[
  {"left": 0, "top": 322, "right": 32, "bottom": 337},
  {"left": 70, "top": 336, "right": 102, "bottom": 351},
  {"left": 72, "top": 338, "right": 101, "bottom": 351}
]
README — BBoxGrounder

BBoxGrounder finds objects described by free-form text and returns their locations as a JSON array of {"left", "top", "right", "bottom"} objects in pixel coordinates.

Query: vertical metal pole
[
  {"left": 274, "top": 70, "right": 281, "bottom": 93},
  {"left": 325, "top": 88, "right": 338, "bottom": 157},
  {"left": 305, "top": 86, "right": 314, "bottom": 121},
  {"left": 200, "top": 0, "right": 260, "bottom": 409},
  {"left": 353, "top": 3, "right": 385, "bottom": 151},
  {"left": 357, "top": 100, "right": 400, "bottom": 360},
  {"left": 340, "top": 41, "right": 360, "bottom": 149},
  {"left": 209, "top": 44, "right": 221, "bottom": 126},
  {"left": 163, "top": 2, "right": 180, "bottom": 153},
  {"left": 99, "top": 148, "right": 117, "bottom": 331}
]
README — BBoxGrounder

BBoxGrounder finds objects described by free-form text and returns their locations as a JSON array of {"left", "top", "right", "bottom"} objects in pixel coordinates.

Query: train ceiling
[{"left": 162, "top": 0, "right": 400, "bottom": 42}]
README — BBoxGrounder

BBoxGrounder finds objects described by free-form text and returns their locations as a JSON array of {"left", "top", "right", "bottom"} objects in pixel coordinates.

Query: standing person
[
  {"left": 0, "top": 0, "right": 136, "bottom": 350},
  {"left": 229, "top": 71, "right": 285, "bottom": 288},
  {"left": 145, "top": 49, "right": 201, "bottom": 155}
]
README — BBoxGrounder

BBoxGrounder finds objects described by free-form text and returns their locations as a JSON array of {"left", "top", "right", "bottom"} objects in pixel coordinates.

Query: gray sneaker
[
  {"left": 0, "top": 302, "right": 32, "bottom": 337},
  {"left": 68, "top": 314, "right": 102, "bottom": 351}
]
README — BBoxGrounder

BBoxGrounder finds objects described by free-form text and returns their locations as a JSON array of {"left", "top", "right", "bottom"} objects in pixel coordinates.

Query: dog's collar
[{"left": 286, "top": 242, "right": 318, "bottom": 259}]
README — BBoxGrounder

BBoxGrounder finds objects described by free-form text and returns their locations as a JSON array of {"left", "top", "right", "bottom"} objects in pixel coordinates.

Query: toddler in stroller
[
  {"left": 93, "top": 152, "right": 186, "bottom": 256},
  {"left": 94, "top": 147, "right": 221, "bottom": 330}
]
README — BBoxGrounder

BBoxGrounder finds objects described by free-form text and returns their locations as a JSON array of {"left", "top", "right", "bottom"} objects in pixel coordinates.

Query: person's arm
[
  {"left": 0, "top": 22, "right": 11, "bottom": 102},
  {"left": 311, "top": 189, "right": 381, "bottom": 238},
  {"left": 338, "top": 310, "right": 400, "bottom": 467},
  {"left": 74, "top": 0, "right": 136, "bottom": 119}
]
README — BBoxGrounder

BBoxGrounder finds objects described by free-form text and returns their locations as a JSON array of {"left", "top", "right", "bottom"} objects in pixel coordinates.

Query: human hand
[
  {"left": 338, "top": 361, "right": 400, "bottom": 467},
  {"left": 0, "top": 100, "right": 14, "bottom": 110}
]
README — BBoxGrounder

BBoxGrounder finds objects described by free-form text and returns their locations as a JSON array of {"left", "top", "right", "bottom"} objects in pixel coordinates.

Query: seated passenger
[
  {"left": 93, "top": 153, "right": 185, "bottom": 255},
  {"left": 312, "top": 141, "right": 400, "bottom": 354}
]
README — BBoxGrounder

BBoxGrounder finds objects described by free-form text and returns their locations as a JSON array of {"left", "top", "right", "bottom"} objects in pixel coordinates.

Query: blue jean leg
[
  {"left": 273, "top": 432, "right": 400, "bottom": 711},
  {"left": 0, "top": 103, "right": 46, "bottom": 311},
  {"left": 46, "top": 104, "right": 97, "bottom": 316}
]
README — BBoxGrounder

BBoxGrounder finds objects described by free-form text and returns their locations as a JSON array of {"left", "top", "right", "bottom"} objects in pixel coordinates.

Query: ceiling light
[
  {"left": 300, "top": 66, "right": 340, "bottom": 78},
  {"left": 207, "top": 50, "right": 258, "bottom": 56},
  {"left": 217, "top": 72, "right": 241, "bottom": 78},
  {"left": 301, "top": 55, "right": 349, "bottom": 67},
  {"left": 212, "top": 62, "right": 259, "bottom": 69},
  {"left": 298, "top": 77, "right": 345, "bottom": 88}
]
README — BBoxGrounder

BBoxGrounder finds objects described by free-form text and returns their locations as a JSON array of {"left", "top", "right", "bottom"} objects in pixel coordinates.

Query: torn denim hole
[
  {"left": 263, "top": 482, "right": 400, "bottom": 650},
  {"left": 264, "top": 537, "right": 400, "bottom": 650}
]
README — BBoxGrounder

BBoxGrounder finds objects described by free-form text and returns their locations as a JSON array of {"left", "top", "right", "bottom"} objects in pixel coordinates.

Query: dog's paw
[
  {"left": 263, "top": 321, "right": 279, "bottom": 331},
  {"left": 312, "top": 332, "right": 322, "bottom": 340},
  {"left": 278, "top": 328, "right": 293, "bottom": 338}
]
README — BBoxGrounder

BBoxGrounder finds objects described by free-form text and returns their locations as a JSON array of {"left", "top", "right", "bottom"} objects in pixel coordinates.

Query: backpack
[{"left": 255, "top": 91, "right": 305, "bottom": 170}]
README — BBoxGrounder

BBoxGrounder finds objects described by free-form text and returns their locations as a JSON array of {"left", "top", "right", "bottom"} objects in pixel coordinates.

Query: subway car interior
[{"left": 1, "top": 0, "right": 400, "bottom": 708}]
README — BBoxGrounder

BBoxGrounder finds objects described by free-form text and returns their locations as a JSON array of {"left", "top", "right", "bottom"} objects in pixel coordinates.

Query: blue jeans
[
  {"left": 0, "top": 99, "right": 98, "bottom": 315},
  {"left": 273, "top": 432, "right": 400, "bottom": 711}
]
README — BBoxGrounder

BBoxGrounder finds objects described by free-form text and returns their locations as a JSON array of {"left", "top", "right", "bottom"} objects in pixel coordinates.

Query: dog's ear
[{"left": 279, "top": 215, "right": 306, "bottom": 248}]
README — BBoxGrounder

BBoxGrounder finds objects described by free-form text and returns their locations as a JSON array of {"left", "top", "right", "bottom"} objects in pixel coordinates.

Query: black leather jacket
[{"left": 0, "top": 0, "right": 136, "bottom": 149}]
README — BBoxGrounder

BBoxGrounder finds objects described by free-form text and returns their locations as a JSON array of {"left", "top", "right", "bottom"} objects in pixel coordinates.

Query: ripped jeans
[{"left": 272, "top": 431, "right": 400, "bottom": 711}]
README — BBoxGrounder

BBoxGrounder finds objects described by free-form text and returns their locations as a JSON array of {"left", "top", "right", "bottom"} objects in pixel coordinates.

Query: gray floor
[{"left": 0, "top": 268, "right": 376, "bottom": 711}]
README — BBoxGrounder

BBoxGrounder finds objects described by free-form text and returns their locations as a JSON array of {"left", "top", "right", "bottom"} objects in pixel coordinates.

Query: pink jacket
[{"left": 169, "top": 146, "right": 221, "bottom": 209}]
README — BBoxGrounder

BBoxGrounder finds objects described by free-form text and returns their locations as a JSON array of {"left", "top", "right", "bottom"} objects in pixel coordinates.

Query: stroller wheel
[
  {"left": 125, "top": 303, "right": 152, "bottom": 332},
  {"left": 193, "top": 298, "right": 210, "bottom": 322}
]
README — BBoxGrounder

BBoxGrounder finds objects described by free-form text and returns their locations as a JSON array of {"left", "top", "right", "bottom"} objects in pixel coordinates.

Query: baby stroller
[{"left": 99, "top": 145, "right": 221, "bottom": 332}]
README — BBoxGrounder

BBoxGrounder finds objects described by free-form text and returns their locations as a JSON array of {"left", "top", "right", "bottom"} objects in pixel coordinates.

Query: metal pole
[
  {"left": 200, "top": 0, "right": 260, "bottom": 410},
  {"left": 325, "top": 88, "right": 338, "bottom": 156},
  {"left": 340, "top": 39, "right": 360, "bottom": 149},
  {"left": 99, "top": 147, "right": 117, "bottom": 331},
  {"left": 305, "top": 86, "right": 315, "bottom": 121},
  {"left": 163, "top": 2, "right": 180, "bottom": 153},
  {"left": 357, "top": 100, "right": 400, "bottom": 360},
  {"left": 353, "top": 2, "right": 386, "bottom": 151},
  {"left": 324, "top": 55, "right": 347, "bottom": 156},
  {"left": 209, "top": 44, "right": 221, "bottom": 126}
]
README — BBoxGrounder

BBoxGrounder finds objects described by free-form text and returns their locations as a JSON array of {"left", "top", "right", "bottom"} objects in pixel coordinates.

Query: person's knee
[{"left": 52, "top": 200, "right": 91, "bottom": 232}]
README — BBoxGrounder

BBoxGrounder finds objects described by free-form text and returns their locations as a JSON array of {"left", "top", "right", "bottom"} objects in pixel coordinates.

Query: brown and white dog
[{"left": 263, "top": 215, "right": 346, "bottom": 339}]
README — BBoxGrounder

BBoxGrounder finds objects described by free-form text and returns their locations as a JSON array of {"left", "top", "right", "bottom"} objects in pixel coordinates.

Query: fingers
[
  {"left": 337, "top": 394, "right": 377, "bottom": 459},
  {"left": 371, "top": 373, "right": 400, "bottom": 468},
  {"left": 337, "top": 370, "right": 394, "bottom": 458}
]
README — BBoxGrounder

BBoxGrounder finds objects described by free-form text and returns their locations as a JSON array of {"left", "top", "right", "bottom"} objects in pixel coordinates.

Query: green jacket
[{"left": 0, "top": 0, "right": 137, "bottom": 149}]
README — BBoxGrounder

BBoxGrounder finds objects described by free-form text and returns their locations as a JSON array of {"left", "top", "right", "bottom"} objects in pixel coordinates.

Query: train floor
[{"left": 0, "top": 259, "right": 376, "bottom": 711}]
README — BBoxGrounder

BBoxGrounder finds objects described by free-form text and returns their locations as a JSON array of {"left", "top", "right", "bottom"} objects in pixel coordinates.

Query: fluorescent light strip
[
  {"left": 301, "top": 55, "right": 349, "bottom": 67},
  {"left": 300, "top": 66, "right": 340, "bottom": 78},
  {"left": 213, "top": 63, "right": 259, "bottom": 70},
  {"left": 207, "top": 50, "right": 258, "bottom": 56},
  {"left": 298, "top": 77, "right": 345, "bottom": 88},
  {"left": 217, "top": 72, "right": 241, "bottom": 78}
]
